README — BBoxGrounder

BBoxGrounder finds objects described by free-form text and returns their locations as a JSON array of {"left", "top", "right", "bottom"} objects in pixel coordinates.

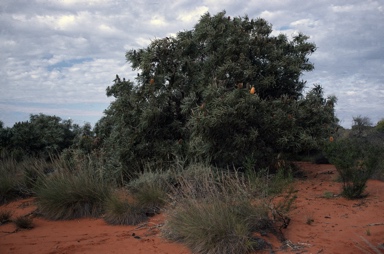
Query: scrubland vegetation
[{"left": 1, "top": 11, "right": 384, "bottom": 253}]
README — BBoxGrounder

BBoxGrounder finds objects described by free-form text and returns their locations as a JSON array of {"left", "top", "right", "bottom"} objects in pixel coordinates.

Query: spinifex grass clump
[
  {"left": 103, "top": 193, "right": 147, "bottom": 225},
  {"left": 162, "top": 164, "right": 292, "bottom": 254},
  {"left": 35, "top": 166, "right": 111, "bottom": 220},
  {"left": 325, "top": 138, "right": 380, "bottom": 199},
  {"left": 164, "top": 197, "right": 268, "bottom": 254},
  {"left": 127, "top": 169, "right": 172, "bottom": 215}
]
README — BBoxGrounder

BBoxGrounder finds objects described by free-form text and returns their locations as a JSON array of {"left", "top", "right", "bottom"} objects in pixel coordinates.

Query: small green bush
[
  {"left": 35, "top": 168, "right": 111, "bottom": 220},
  {"left": 324, "top": 138, "right": 380, "bottom": 199},
  {"left": 104, "top": 194, "right": 147, "bottom": 225}
]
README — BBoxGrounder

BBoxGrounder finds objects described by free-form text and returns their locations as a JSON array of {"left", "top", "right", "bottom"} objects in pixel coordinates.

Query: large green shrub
[{"left": 97, "top": 11, "right": 338, "bottom": 176}]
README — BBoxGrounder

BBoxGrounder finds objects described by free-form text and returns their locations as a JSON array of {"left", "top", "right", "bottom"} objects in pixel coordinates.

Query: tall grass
[
  {"left": 0, "top": 150, "right": 61, "bottom": 204},
  {"left": 162, "top": 164, "right": 292, "bottom": 254},
  {"left": 0, "top": 157, "right": 21, "bottom": 204},
  {"left": 35, "top": 154, "right": 112, "bottom": 220}
]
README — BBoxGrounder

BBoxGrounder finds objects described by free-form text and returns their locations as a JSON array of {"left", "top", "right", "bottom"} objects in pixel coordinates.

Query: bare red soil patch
[{"left": 1, "top": 162, "right": 383, "bottom": 253}]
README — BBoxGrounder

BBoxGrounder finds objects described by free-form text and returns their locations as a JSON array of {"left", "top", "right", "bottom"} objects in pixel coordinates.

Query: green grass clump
[
  {"left": 35, "top": 169, "right": 111, "bottom": 220},
  {"left": 14, "top": 215, "right": 34, "bottom": 229},
  {"left": 104, "top": 194, "right": 147, "bottom": 225}
]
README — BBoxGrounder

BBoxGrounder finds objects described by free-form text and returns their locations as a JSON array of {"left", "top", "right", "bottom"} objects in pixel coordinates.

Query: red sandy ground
[{"left": 1, "top": 162, "right": 383, "bottom": 254}]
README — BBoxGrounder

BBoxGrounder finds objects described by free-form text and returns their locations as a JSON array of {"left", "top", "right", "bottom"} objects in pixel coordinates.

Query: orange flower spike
[
  {"left": 329, "top": 136, "right": 334, "bottom": 142},
  {"left": 250, "top": 87, "right": 255, "bottom": 94}
]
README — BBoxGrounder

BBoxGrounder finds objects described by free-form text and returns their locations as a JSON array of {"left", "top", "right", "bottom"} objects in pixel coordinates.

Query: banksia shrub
[{"left": 98, "top": 10, "right": 338, "bottom": 176}]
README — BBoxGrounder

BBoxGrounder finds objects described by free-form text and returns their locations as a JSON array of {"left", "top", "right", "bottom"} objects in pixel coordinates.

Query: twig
[
  {"left": 367, "top": 222, "right": 384, "bottom": 226},
  {"left": 1, "top": 229, "right": 19, "bottom": 235}
]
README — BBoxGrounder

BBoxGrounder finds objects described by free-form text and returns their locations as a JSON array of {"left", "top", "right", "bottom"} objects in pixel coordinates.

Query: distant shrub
[{"left": 324, "top": 138, "right": 380, "bottom": 199}]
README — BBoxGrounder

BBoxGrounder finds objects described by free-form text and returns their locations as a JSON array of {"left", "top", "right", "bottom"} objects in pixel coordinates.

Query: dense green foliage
[
  {"left": 376, "top": 118, "right": 384, "bottom": 132},
  {"left": 96, "top": 11, "right": 338, "bottom": 176},
  {"left": 0, "top": 114, "right": 93, "bottom": 160}
]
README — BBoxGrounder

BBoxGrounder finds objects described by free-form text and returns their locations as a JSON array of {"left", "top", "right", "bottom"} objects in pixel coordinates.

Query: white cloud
[
  {"left": 149, "top": 15, "right": 167, "bottom": 26},
  {"left": 177, "top": 6, "right": 209, "bottom": 23},
  {"left": 290, "top": 18, "right": 319, "bottom": 28}
]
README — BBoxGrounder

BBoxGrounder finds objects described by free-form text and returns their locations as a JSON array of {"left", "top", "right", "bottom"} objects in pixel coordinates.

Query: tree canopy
[
  {"left": 97, "top": 11, "right": 338, "bottom": 176},
  {"left": 0, "top": 114, "right": 87, "bottom": 159}
]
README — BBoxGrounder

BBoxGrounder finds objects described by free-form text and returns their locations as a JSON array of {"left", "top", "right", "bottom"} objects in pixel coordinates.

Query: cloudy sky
[{"left": 1, "top": 0, "right": 383, "bottom": 128}]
